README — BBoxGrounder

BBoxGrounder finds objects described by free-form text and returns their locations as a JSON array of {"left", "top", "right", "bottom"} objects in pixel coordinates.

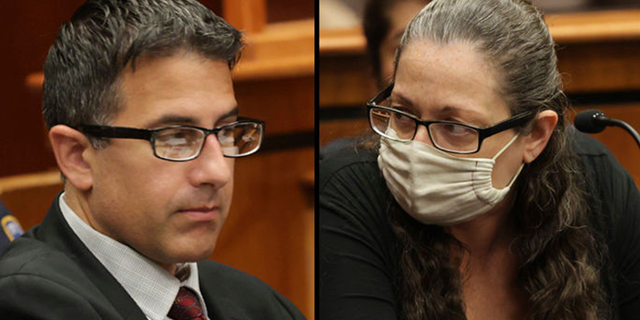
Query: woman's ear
[
  {"left": 523, "top": 110, "right": 558, "bottom": 163},
  {"left": 48, "top": 125, "right": 94, "bottom": 191}
]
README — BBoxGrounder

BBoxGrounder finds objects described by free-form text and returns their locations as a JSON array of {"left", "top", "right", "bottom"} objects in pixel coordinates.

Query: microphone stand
[{"left": 607, "top": 119, "right": 640, "bottom": 149}]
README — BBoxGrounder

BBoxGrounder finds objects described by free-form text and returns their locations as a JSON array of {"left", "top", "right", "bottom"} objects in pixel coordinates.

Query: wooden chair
[{"left": 0, "top": 170, "right": 63, "bottom": 231}]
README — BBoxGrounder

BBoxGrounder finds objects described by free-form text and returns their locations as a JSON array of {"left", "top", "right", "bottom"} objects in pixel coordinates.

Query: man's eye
[
  {"left": 170, "top": 132, "right": 187, "bottom": 139},
  {"left": 157, "top": 128, "right": 200, "bottom": 143}
]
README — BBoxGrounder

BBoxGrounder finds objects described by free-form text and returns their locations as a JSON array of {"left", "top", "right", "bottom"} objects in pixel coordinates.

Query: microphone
[
  {"left": 574, "top": 109, "right": 609, "bottom": 133},
  {"left": 574, "top": 109, "right": 640, "bottom": 149}
]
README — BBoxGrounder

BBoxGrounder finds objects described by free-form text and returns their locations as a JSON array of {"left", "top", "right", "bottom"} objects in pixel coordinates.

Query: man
[{"left": 0, "top": 1, "right": 305, "bottom": 319}]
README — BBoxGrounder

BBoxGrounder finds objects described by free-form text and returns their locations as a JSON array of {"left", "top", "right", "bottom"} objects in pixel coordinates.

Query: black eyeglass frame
[
  {"left": 367, "top": 84, "right": 537, "bottom": 154},
  {"left": 76, "top": 117, "right": 265, "bottom": 161}
]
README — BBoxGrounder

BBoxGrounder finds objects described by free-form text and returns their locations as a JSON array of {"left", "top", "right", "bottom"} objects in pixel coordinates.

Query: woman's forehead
[
  {"left": 396, "top": 40, "right": 499, "bottom": 86},
  {"left": 393, "top": 40, "right": 510, "bottom": 124}
]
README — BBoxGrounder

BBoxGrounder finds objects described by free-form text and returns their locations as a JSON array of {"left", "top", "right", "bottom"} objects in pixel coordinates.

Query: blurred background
[
  {"left": 319, "top": 0, "right": 640, "bottom": 188},
  {"left": 0, "top": 0, "right": 314, "bottom": 318}
]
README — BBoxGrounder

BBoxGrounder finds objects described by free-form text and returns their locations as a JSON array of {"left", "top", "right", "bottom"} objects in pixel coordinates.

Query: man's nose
[{"left": 188, "top": 134, "right": 233, "bottom": 189}]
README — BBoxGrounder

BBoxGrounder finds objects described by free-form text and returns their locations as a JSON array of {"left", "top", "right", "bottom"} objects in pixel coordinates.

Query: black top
[
  {"left": 0, "top": 195, "right": 306, "bottom": 320},
  {"left": 319, "top": 131, "right": 640, "bottom": 320}
]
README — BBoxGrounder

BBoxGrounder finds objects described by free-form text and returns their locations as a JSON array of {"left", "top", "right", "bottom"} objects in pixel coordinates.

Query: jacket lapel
[
  {"left": 35, "top": 194, "right": 148, "bottom": 320},
  {"left": 198, "top": 264, "right": 250, "bottom": 320}
]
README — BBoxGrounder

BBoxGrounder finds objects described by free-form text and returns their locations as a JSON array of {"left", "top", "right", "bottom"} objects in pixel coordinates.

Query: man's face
[{"left": 85, "top": 52, "right": 236, "bottom": 269}]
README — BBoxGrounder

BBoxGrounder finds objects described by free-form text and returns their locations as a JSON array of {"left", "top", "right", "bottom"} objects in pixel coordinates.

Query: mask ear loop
[
  {"left": 491, "top": 133, "right": 525, "bottom": 189},
  {"left": 492, "top": 134, "right": 520, "bottom": 161}
]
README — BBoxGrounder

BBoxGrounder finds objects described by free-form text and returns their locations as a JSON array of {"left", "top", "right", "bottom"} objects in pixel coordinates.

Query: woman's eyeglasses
[{"left": 367, "top": 84, "right": 535, "bottom": 154}]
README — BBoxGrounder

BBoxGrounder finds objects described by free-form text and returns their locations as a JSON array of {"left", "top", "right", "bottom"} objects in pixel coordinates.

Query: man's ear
[
  {"left": 49, "top": 125, "right": 94, "bottom": 191},
  {"left": 523, "top": 110, "right": 558, "bottom": 163}
]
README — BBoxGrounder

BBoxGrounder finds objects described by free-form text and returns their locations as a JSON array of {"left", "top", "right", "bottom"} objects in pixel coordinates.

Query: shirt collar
[{"left": 59, "top": 193, "right": 208, "bottom": 320}]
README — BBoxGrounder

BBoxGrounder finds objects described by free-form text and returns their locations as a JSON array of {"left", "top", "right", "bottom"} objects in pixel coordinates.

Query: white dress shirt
[{"left": 59, "top": 193, "right": 210, "bottom": 320}]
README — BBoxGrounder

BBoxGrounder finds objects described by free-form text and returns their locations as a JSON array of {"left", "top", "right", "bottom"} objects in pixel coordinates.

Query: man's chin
[
  {"left": 179, "top": 249, "right": 216, "bottom": 263},
  {"left": 149, "top": 234, "right": 219, "bottom": 268},
  {"left": 169, "top": 241, "right": 217, "bottom": 263}
]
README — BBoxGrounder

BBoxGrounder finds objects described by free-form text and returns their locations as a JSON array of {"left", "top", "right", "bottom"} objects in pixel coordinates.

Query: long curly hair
[{"left": 373, "top": 0, "right": 609, "bottom": 319}]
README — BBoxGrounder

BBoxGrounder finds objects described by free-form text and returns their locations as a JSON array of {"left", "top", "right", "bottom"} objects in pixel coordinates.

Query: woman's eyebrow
[
  {"left": 439, "top": 105, "right": 488, "bottom": 127},
  {"left": 390, "top": 92, "right": 419, "bottom": 115},
  {"left": 391, "top": 92, "right": 414, "bottom": 108}
]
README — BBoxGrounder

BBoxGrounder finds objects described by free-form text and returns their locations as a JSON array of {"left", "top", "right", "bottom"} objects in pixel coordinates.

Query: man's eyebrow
[
  {"left": 219, "top": 106, "right": 239, "bottom": 120},
  {"left": 146, "top": 106, "right": 239, "bottom": 128},
  {"left": 147, "top": 115, "right": 197, "bottom": 128}
]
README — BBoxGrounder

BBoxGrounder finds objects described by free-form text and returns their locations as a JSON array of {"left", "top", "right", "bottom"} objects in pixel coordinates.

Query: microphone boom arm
[{"left": 608, "top": 119, "right": 640, "bottom": 149}]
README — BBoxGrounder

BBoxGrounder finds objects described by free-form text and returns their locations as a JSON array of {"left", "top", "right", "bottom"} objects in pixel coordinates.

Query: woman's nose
[{"left": 413, "top": 125, "right": 433, "bottom": 146}]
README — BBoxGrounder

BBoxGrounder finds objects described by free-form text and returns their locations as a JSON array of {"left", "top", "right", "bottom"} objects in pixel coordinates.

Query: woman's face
[
  {"left": 379, "top": 0, "right": 427, "bottom": 85},
  {"left": 392, "top": 40, "right": 526, "bottom": 188}
]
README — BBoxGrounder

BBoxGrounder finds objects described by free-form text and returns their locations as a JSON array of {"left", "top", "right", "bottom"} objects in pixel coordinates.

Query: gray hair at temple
[{"left": 43, "top": 0, "right": 244, "bottom": 132}]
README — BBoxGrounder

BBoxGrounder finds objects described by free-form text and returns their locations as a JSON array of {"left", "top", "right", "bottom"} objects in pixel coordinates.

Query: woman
[{"left": 319, "top": 0, "right": 640, "bottom": 319}]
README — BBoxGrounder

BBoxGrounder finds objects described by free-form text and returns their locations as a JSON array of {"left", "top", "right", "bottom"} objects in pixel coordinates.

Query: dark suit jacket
[{"left": 0, "top": 195, "right": 306, "bottom": 320}]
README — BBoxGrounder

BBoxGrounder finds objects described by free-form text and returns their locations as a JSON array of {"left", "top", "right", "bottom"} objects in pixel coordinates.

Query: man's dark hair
[{"left": 43, "top": 0, "right": 244, "bottom": 130}]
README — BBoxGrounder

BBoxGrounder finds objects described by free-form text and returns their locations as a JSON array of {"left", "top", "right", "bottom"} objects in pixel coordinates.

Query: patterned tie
[{"left": 168, "top": 286, "right": 207, "bottom": 320}]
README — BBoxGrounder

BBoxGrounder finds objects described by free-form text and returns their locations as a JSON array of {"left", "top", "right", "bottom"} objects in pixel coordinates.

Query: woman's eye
[
  {"left": 393, "top": 113, "right": 409, "bottom": 121},
  {"left": 443, "top": 124, "right": 472, "bottom": 135}
]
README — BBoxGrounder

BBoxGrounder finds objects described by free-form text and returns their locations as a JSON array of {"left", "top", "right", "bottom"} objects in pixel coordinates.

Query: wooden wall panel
[
  {"left": 0, "top": 0, "right": 85, "bottom": 177},
  {"left": 319, "top": 54, "right": 374, "bottom": 107},
  {"left": 213, "top": 147, "right": 314, "bottom": 319},
  {"left": 266, "top": 0, "right": 314, "bottom": 23},
  {"left": 557, "top": 40, "right": 640, "bottom": 93},
  {"left": 234, "top": 76, "right": 315, "bottom": 135},
  {"left": 320, "top": 117, "right": 368, "bottom": 147}
]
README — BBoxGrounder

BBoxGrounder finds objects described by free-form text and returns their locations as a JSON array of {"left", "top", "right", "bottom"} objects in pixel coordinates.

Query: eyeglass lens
[
  {"left": 153, "top": 123, "right": 262, "bottom": 160},
  {"left": 369, "top": 107, "right": 480, "bottom": 153}
]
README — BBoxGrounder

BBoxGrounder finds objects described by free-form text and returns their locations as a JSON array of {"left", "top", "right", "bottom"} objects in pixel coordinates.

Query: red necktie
[{"left": 168, "top": 287, "right": 207, "bottom": 320}]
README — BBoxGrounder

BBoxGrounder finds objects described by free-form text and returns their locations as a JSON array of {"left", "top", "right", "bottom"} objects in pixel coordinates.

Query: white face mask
[{"left": 377, "top": 133, "right": 524, "bottom": 226}]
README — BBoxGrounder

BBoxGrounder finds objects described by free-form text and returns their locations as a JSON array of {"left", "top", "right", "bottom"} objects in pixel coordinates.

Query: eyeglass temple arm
[
  {"left": 77, "top": 125, "right": 153, "bottom": 140},
  {"left": 479, "top": 111, "right": 537, "bottom": 140},
  {"left": 369, "top": 83, "right": 395, "bottom": 105}
]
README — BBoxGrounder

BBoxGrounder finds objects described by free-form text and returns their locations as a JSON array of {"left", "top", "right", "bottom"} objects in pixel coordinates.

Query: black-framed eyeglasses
[
  {"left": 76, "top": 117, "right": 265, "bottom": 161},
  {"left": 367, "top": 84, "right": 536, "bottom": 154}
]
